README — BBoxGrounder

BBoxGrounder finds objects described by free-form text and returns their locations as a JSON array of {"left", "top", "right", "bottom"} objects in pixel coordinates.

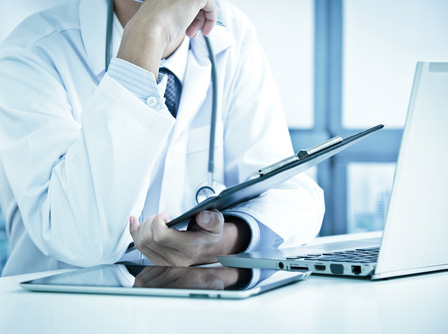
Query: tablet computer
[{"left": 20, "top": 264, "right": 310, "bottom": 299}]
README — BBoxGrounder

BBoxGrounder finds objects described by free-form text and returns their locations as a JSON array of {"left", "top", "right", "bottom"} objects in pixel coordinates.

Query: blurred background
[{"left": 1, "top": 0, "right": 447, "bottom": 273}]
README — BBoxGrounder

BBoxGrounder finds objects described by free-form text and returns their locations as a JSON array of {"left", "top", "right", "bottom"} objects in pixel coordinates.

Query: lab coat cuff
[
  {"left": 223, "top": 210, "right": 284, "bottom": 253},
  {"left": 222, "top": 210, "right": 260, "bottom": 253},
  {"left": 107, "top": 58, "right": 164, "bottom": 110}
]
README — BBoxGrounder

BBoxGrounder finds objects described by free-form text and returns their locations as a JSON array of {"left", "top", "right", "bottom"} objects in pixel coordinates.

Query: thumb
[
  {"left": 196, "top": 210, "right": 223, "bottom": 234},
  {"left": 129, "top": 216, "right": 141, "bottom": 242}
]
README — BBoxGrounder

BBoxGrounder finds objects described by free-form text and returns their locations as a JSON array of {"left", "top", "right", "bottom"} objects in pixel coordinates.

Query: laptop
[{"left": 219, "top": 62, "right": 448, "bottom": 280}]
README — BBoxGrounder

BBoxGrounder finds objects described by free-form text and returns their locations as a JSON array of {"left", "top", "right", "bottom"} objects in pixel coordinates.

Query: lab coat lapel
[
  {"left": 191, "top": 26, "right": 234, "bottom": 59},
  {"left": 172, "top": 28, "right": 233, "bottom": 140},
  {"left": 157, "top": 37, "right": 211, "bottom": 217},
  {"left": 172, "top": 39, "right": 212, "bottom": 139}
]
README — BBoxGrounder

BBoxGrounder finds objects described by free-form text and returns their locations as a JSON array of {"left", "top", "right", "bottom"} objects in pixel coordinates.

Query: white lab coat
[{"left": 0, "top": 0, "right": 324, "bottom": 276}]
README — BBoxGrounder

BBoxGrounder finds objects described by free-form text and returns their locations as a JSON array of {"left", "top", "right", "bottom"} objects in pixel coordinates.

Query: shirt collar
[{"left": 189, "top": 25, "right": 233, "bottom": 60}]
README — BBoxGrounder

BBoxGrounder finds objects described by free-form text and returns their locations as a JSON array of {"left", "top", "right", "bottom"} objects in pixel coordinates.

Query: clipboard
[{"left": 167, "top": 124, "right": 384, "bottom": 228}]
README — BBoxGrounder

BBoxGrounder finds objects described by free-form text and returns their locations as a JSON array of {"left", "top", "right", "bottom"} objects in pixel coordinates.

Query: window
[
  {"left": 316, "top": 0, "right": 448, "bottom": 235},
  {"left": 347, "top": 163, "right": 395, "bottom": 233},
  {"left": 228, "top": 0, "right": 315, "bottom": 128},
  {"left": 343, "top": 0, "right": 448, "bottom": 129},
  {"left": 236, "top": 0, "right": 448, "bottom": 236}
]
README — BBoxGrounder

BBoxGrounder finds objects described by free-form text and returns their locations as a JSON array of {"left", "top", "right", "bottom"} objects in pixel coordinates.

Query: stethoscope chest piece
[{"left": 195, "top": 180, "right": 226, "bottom": 204}]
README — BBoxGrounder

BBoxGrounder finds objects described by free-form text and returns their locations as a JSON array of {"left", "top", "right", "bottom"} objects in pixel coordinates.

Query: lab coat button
[{"left": 146, "top": 96, "right": 158, "bottom": 107}]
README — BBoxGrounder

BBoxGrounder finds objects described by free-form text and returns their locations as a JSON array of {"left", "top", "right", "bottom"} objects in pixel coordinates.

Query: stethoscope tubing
[{"left": 204, "top": 36, "right": 217, "bottom": 177}]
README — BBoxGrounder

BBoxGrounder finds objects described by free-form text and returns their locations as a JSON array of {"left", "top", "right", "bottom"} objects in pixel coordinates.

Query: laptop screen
[{"left": 375, "top": 62, "right": 448, "bottom": 278}]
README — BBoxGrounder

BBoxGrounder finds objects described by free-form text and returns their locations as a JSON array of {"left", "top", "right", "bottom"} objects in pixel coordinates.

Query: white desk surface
[{"left": 1, "top": 232, "right": 447, "bottom": 334}]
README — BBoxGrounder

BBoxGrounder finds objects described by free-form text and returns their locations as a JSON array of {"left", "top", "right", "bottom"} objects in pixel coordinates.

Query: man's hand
[
  {"left": 129, "top": 210, "right": 250, "bottom": 266},
  {"left": 116, "top": 0, "right": 218, "bottom": 77}
]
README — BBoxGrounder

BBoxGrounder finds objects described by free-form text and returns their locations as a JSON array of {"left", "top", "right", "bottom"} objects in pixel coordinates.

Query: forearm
[{"left": 117, "top": 24, "right": 166, "bottom": 80}]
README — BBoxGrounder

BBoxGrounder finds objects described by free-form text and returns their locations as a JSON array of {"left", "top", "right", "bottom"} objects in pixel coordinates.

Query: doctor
[{"left": 0, "top": 0, "right": 324, "bottom": 276}]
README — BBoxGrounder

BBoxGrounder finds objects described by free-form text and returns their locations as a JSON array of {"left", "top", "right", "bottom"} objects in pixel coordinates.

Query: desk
[{"left": 1, "top": 233, "right": 447, "bottom": 334}]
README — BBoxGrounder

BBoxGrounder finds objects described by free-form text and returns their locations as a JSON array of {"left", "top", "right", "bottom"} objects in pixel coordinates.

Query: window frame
[{"left": 290, "top": 0, "right": 402, "bottom": 235}]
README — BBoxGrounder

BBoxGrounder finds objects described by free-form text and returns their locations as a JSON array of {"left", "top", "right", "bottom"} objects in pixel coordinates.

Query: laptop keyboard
[{"left": 286, "top": 247, "right": 380, "bottom": 263}]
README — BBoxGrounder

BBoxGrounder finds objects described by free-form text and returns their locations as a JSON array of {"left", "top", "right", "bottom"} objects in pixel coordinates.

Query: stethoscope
[{"left": 105, "top": 0, "right": 226, "bottom": 204}]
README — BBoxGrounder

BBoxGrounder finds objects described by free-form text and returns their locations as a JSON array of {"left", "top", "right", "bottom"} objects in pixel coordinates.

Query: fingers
[
  {"left": 130, "top": 214, "right": 180, "bottom": 265},
  {"left": 151, "top": 213, "right": 180, "bottom": 247},
  {"left": 129, "top": 216, "right": 141, "bottom": 242},
  {"left": 129, "top": 210, "right": 224, "bottom": 266},
  {"left": 201, "top": 1, "right": 219, "bottom": 36},
  {"left": 186, "top": 11, "right": 208, "bottom": 38},
  {"left": 186, "top": 1, "right": 218, "bottom": 38}
]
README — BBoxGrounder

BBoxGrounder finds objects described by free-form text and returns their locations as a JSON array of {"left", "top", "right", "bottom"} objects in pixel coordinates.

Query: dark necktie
[{"left": 159, "top": 68, "right": 181, "bottom": 117}]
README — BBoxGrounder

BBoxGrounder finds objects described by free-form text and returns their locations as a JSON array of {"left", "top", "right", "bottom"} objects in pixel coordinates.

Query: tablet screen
[{"left": 20, "top": 264, "right": 310, "bottom": 299}]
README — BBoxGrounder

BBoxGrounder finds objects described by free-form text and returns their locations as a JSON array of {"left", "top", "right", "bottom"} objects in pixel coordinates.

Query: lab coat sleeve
[
  {"left": 222, "top": 23, "right": 325, "bottom": 248},
  {"left": 223, "top": 210, "right": 283, "bottom": 252},
  {"left": 0, "top": 47, "right": 175, "bottom": 266}
]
